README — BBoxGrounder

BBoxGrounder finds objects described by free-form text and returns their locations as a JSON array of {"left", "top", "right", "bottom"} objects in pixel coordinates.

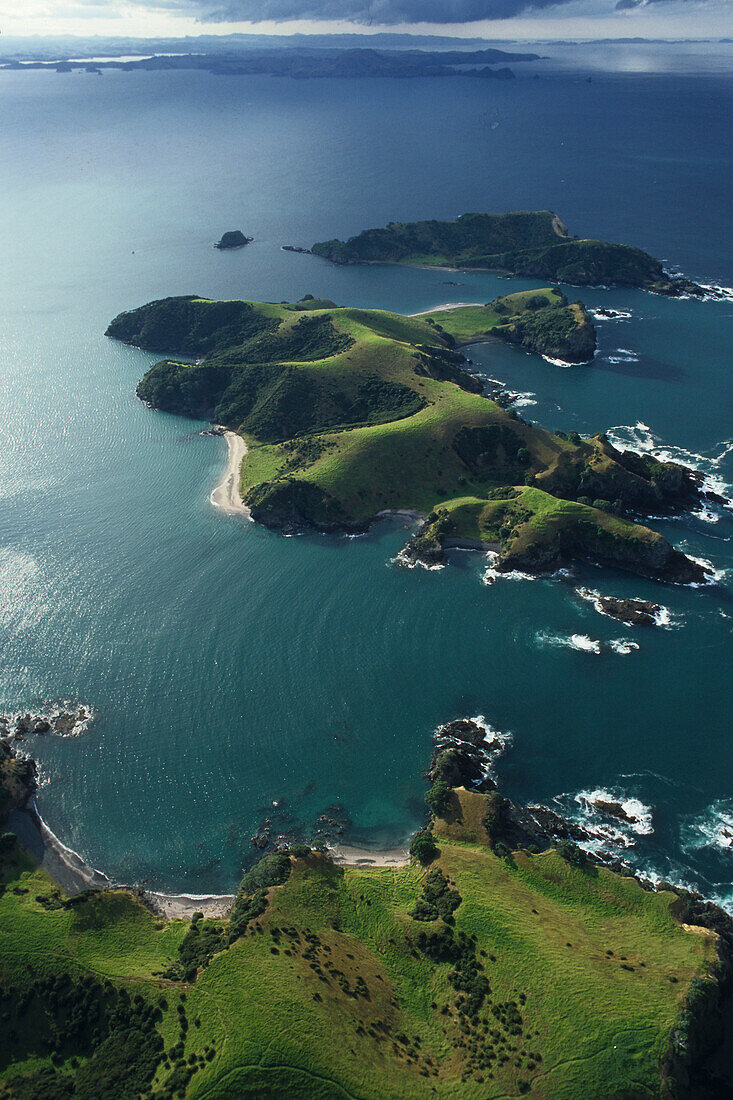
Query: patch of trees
[
  {"left": 0, "top": 973, "right": 164, "bottom": 1099},
  {"left": 410, "top": 870, "right": 462, "bottom": 923}
]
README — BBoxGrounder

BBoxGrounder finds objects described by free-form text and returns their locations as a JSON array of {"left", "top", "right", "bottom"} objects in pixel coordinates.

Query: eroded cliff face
[{"left": 0, "top": 740, "right": 37, "bottom": 825}]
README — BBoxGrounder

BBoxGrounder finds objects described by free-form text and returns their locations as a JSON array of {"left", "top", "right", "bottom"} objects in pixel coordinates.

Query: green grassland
[
  {"left": 106, "top": 292, "right": 705, "bottom": 581},
  {"left": 310, "top": 211, "right": 702, "bottom": 297},
  {"left": 0, "top": 792, "right": 718, "bottom": 1100}
]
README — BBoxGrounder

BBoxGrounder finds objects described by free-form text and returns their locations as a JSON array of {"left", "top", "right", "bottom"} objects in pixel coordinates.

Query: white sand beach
[
  {"left": 328, "top": 843, "right": 410, "bottom": 868},
  {"left": 209, "top": 430, "right": 250, "bottom": 516}
]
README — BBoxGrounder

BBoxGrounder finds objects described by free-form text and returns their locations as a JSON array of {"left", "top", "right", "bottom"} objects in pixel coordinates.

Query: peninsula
[
  {"left": 106, "top": 292, "right": 716, "bottom": 582},
  {"left": 2, "top": 730, "right": 732, "bottom": 1099},
  {"left": 311, "top": 210, "right": 711, "bottom": 297}
]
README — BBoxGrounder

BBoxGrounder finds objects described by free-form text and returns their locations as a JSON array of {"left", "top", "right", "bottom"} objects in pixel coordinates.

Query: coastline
[
  {"left": 9, "top": 803, "right": 237, "bottom": 918},
  {"left": 7, "top": 798, "right": 411, "bottom": 917},
  {"left": 209, "top": 429, "right": 250, "bottom": 516}
]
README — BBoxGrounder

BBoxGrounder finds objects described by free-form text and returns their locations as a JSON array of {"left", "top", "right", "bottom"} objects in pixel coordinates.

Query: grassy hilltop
[
  {"left": 106, "top": 291, "right": 708, "bottom": 582},
  {"left": 0, "top": 788, "right": 725, "bottom": 1100},
  {"left": 311, "top": 211, "right": 707, "bottom": 297}
]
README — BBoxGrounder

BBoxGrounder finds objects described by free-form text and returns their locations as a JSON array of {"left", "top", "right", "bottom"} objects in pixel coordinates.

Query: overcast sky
[{"left": 1, "top": 0, "right": 731, "bottom": 41}]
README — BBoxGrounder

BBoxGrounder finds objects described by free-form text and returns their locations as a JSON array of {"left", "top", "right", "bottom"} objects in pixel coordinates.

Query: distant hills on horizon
[{"left": 0, "top": 32, "right": 729, "bottom": 64}]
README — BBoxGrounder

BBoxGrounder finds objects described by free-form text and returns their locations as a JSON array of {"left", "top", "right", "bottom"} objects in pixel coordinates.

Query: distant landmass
[
  {"left": 105, "top": 291, "right": 718, "bottom": 583},
  {"left": 1, "top": 45, "right": 541, "bottom": 81},
  {"left": 311, "top": 210, "right": 712, "bottom": 296}
]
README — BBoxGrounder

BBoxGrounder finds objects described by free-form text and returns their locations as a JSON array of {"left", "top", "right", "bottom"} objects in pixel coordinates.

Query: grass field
[{"left": 0, "top": 792, "right": 717, "bottom": 1099}]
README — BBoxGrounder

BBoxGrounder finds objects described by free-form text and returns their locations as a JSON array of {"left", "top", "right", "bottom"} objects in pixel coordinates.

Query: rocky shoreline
[{"left": 0, "top": 703, "right": 94, "bottom": 743}]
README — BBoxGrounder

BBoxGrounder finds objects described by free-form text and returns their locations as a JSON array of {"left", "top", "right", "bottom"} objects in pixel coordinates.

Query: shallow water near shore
[{"left": 0, "top": 43, "right": 732, "bottom": 900}]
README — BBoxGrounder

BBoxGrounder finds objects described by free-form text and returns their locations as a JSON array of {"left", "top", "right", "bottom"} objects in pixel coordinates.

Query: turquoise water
[{"left": 0, "top": 46, "right": 731, "bottom": 899}]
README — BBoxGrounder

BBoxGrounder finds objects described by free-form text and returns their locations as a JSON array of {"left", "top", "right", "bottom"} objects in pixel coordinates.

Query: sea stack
[{"left": 215, "top": 230, "right": 252, "bottom": 250}]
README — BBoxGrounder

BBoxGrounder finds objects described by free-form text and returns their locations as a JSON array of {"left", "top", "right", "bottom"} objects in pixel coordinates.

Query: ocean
[{"left": 1, "top": 41, "right": 731, "bottom": 901}]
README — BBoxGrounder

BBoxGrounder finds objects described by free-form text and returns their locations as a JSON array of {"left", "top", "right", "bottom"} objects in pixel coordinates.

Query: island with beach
[{"left": 106, "top": 290, "right": 719, "bottom": 582}]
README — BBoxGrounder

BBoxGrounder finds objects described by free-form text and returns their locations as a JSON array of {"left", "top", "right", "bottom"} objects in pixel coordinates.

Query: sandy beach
[
  {"left": 209, "top": 429, "right": 250, "bottom": 516},
  {"left": 328, "top": 843, "right": 410, "bottom": 868},
  {"left": 146, "top": 891, "right": 235, "bottom": 920}
]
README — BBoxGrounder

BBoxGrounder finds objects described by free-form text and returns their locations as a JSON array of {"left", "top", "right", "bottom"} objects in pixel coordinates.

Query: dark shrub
[{"left": 410, "top": 831, "right": 438, "bottom": 866}]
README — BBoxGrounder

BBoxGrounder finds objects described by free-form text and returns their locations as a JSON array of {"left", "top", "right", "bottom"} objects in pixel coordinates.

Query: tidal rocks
[
  {"left": 596, "top": 595, "right": 662, "bottom": 627},
  {"left": 0, "top": 705, "right": 93, "bottom": 742},
  {"left": 313, "top": 804, "right": 353, "bottom": 844},
  {"left": 215, "top": 230, "right": 252, "bottom": 250},
  {"left": 587, "top": 797, "right": 636, "bottom": 824},
  {"left": 251, "top": 820, "right": 272, "bottom": 850}
]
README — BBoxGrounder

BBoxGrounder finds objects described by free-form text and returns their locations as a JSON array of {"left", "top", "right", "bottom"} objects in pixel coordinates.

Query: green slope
[{"left": 0, "top": 807, "right": 718, "bottom": 1100}]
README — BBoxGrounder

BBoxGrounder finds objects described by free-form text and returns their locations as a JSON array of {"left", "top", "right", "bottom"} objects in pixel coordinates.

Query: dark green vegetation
[
  {"left": 105, "top": 291, "right": 711, "bottom": 581},
  {"left": 312, "top": 210, "right": 707, "bottom": 296},
  {"left": 1, "top": 786, "right": 727, "bottom": 1099}
]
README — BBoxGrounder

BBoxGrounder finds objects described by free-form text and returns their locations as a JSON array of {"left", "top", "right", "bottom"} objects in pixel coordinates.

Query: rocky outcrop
[
  {"left": 496, "top": 521, "right": 710, "bottom": 585},
  {"left": 595, "top": 595, "right": 662, "bottom": 627},
  {"left": 244, "top": 479, "right": 360, "bottom": 536},
  {"left": 215, "top": 231, "right": 252, "bottom": 250},
  {"left": 494, "top": 301, "right": 597, "bottom": 364},
  {"left": 428, "top": 719, "right": 504, "bottom": 792}
]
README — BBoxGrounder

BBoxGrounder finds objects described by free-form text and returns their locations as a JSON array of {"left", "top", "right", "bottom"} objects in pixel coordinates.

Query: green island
[
  {"left": 2, "top": 731, "right": 732, "bottom": 1100},
  {"left": 106, "top": 291, "right": 713, "bottom": 582},
  {"left": 310, "top": 210, "right": 710, "bottom": 297}
]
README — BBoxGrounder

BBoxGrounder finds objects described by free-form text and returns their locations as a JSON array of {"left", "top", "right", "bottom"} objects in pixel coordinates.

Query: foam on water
[
  {"left": 680, "top": 799, "right": 733, "bottom": 855},
  {"left": 535, "top": 631, "right": 601, "bottom": 654},
  {"left": 607, "top": 349, "right": 640, "bottom": 364},
  {"left": 589, "top": 308, "right": 632, "bottom": 321},
  {"left": 482, "top": 551, "right": 537, "bottom": 585},
  {"left": 608, "top": 639, "right": 640, "bottom": 655},
  {"left": 391, "top": 549, "right": 445, "bottom": 571},
  {"left": 554, "top": 787, "right": 655, "bottom": 850}
]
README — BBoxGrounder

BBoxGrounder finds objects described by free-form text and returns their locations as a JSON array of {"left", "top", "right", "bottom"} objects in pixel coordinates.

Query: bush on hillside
[{"left": 410, "top": 831, "right": 438, "bottom": 865}]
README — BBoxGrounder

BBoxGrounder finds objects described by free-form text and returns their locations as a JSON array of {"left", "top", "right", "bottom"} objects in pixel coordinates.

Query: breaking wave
[
  {"left": 589, "top": 308, "right": 632, "bottom": 321},
  {"left": 608, "top": 639, "right": 640, "bottom": 655},
  {"left": 535, "top": 631, "right": 600, "bottom": 654},
  {"left": 680, "top": 800, "right": 733, "bottom": 856},
  {"left": 554, "top": 787, "right": 654, "bottom": 851}
]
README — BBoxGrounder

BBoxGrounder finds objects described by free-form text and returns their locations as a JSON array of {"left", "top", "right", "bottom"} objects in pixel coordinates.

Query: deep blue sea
[{"left": 1, "top": 42, "right": 731, "bottom": 901}]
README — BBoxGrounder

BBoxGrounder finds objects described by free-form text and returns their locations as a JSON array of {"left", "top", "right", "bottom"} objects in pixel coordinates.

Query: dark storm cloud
[
  {"left": 176, "top": 0, "right": 704, "bottom": 22},
  {"left": 196, "top": 0, "right": 565, "bottom": 19}
]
